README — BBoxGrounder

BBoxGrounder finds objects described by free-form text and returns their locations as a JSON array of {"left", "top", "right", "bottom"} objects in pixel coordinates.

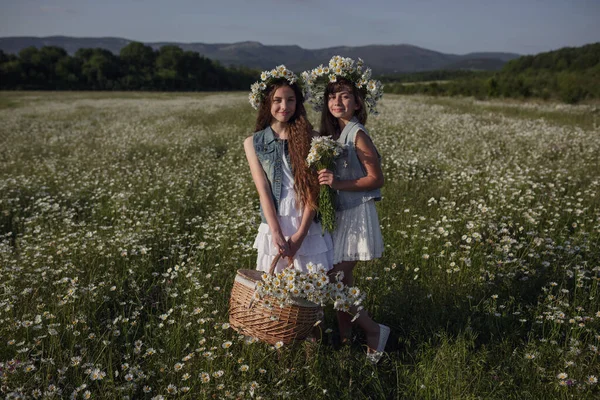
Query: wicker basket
[{"left": 229, "top": 254, "right": 320, "bottom": 345}]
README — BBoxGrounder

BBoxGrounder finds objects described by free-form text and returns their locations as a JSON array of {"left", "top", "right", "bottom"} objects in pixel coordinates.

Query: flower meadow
[{"left": 0, "top": 91, "right": 599, "bottom": 399}]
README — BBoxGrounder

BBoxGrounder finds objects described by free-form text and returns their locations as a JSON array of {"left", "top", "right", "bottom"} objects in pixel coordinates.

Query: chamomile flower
[
  {"left": 166, "top": 384, "right": 177, "bottom": 394},
  {"left": 24, "top": 364, "right": 36, "bottom": 373},
  {"left": 213, "top": 370, "right": 224, "bottom": 378},
  {"left": 89, "top": 368, "right": 106, "bottom": 381},
  {"left": 200, "top": 372, "right": 210, "bottom": 383}
]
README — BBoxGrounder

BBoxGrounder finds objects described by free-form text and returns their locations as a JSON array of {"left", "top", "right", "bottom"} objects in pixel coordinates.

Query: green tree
[
  {"left": 119, "top": 42, "right": 156, "bottom": 90},
  {"left": 0, "top": 59, "right": 22, "bottom": 89},
  {"left": 0, "top": 49, "right": 9, "bottom": 64},
  {"left": 77, "top": 48, "right": 120, "bottom": 89},
  {"left": 487, "top": 77, "right": 499, "bottom": 97},
  {"left": 557, "top": 72, "right": 586, "bottom": 104},
  {"left": 155, "top": 45, "right": 185, "bottom": 90},
  {"left": 17, "top": 46, "right": 45, "bottom": 88},
  {"left": 55, "top": 56, "right": 82, "bottom": 89}
]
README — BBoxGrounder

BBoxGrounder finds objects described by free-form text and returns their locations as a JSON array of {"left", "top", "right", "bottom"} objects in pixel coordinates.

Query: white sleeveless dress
[
  {"left": 253, "top": 153, "right": 334, "bottom": 273},
  {"left": 331, "top": 119, "right": 384, "bottom": 264}
]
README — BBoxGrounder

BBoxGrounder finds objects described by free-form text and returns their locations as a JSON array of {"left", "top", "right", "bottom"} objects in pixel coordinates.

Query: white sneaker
[{"left": 367, "top": 324, "right": 390, "bottom": 364}]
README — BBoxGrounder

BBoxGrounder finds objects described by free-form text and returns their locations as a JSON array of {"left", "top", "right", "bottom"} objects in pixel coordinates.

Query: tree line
[
  {"left": 2, "top": 41, "right": 598, "bottom": 103},
  {"left": 384, "top": 42, "right": 600, "bottom": 103},
  {"left": 0, "top": 42, "right": 258, "bottom": 91}
]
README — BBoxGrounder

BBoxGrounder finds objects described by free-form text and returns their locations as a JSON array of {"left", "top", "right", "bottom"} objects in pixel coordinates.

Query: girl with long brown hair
[{"left": 244, "top": 65, "right": 333, "bottom": 273}]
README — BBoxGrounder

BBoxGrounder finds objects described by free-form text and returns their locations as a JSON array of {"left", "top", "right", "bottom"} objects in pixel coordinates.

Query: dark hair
[
  {"left": 319, "top": 78, "right": 368, "bottom": 137},
  {"left": 255, "top": 80, "right": 319, "bottom": 211}
]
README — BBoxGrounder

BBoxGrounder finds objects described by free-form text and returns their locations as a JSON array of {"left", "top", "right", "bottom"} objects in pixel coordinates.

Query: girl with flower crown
[
  {"left": 303, "top": 56, "right": 389, "bottom": 361},
  {"left": 244, "top": 66, "right": 334, "bottom": 275}
]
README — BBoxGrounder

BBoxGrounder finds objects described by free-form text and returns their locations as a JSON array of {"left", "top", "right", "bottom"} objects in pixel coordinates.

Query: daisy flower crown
[
  {"left": 301, "top": 56, "right": 384, "bottom": 115},
  {"left": 248, "top": 65, "right": 304, "bottom": 110}
]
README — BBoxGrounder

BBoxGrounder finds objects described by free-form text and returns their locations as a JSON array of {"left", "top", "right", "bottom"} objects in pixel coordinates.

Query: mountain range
[{"left": 0, "top": 36, "right": 521, "bottom": 73}]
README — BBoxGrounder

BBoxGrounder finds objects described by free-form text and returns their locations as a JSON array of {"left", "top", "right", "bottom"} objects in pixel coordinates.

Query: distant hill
[
  {"left": 0, "top": 36, "right": 520, "bottom": 73},
  {"left": 386, "top": 42, "right": 600, "bottom": 103}
]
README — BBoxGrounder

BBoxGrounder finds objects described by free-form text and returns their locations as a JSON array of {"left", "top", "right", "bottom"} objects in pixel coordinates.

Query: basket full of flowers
[{"left": 229, "top": 255, "right": 364, "bottom": 345}]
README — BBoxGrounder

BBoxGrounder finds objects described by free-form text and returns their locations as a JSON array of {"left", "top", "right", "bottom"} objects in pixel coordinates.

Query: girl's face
[
  {"left": 327, "top": 86, "right": 360, "bottom": 122},
  {"left": 270, "top": 85, "right": 296, "bottom": 124}
]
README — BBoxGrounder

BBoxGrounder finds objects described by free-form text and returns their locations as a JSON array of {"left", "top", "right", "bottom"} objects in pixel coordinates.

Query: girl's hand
[
  {"left": 272, "top": 233, "right": 290, "bottom": 257},
  {"left": 318, "top": 169, "right": 336, "bottom": 189},
  {"left": 287, "top": 231, "right": 307, "bottom": 259}
]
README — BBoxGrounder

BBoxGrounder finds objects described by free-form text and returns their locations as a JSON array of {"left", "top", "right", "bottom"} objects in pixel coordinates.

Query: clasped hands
[{"left": 273, "top": 231, "right": 306, "bottom": 261}]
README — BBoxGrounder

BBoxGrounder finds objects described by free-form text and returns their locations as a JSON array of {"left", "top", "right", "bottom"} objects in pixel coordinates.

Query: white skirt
[
  {"left": 253, "top": 215, "right": 334, "bottom": 274},
  {"left": 332, "top": 200, "right": 384, "bottom": 264}
]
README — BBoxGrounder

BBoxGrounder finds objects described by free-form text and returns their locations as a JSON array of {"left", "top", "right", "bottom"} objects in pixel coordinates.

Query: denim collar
[
  {"left": 264, "top": 125, "right": 289, "bottom": 145},
  {"left": 263, "top": 125, "right": 276, "bottom": 145},
  {"left": 339, "top": 116, "right": 360, "bottom": 143}
]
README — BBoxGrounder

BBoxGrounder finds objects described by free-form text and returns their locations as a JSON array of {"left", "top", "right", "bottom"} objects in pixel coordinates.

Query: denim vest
[
  {"left": 333, "top": 117, "right": 382, "bottom": 211},
  {"left": 253, "top": 126, "right": 291, "bottom": 223}
]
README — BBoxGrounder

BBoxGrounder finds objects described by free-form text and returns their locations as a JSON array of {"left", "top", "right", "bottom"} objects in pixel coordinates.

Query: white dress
[
  {"left": 253, "top": 154, "right": 334, "bottom": 274},
  {"left": 332, "top": 200, "right": 384, "bottom": 264}
]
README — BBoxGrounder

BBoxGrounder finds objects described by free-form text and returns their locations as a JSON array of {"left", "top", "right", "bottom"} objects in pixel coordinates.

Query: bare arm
[
  {"left": 288, "top": 205, "right": 316, "bottom": 258},
  {"left": 318, "top": 130, "right": 384, "bottom": 191},
  {"left": 243, "top": 136, "right": 289, "bottom": 256}
]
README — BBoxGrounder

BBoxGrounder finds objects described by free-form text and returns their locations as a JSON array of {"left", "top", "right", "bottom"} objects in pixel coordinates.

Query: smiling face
[
  {"left": 270, "top": 85, "right": 297, "bottom": 124},
  {"left": 327, "top": 84, "right": 360, "bottom": 123},
  {"left": 319, "top": 79, "right": 367, "bottom": 137}
]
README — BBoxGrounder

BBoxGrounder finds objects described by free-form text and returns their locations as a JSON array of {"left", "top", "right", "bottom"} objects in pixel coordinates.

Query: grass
[
  {"left": 0, "top": 91, "right": 598, "bottom": 399},
  {"left": 418, "top": 95, "right": 599, "bottom": 131}
]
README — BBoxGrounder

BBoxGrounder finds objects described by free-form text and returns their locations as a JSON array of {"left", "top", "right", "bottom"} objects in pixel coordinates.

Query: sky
[{"left": 0, "top": 0, "right": 598, "bottom": 55}]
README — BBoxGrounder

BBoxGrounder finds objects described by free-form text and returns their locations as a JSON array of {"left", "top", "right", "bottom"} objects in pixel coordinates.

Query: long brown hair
[
  {"left": 255, "top": 81, "right": 319, "bottom": 211},
  {"left": 319, "top": 78, "right": 368, "bottom": 138}
]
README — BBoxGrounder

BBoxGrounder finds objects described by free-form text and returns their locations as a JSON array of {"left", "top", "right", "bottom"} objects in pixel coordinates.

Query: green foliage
[
  {"left": 77, "top": 48, "right": 120, "bottom": 90},
  {"left": 386, "top": 42, "right": 600, "bottom": 103},
  {"left": 119, "top": 42, "right": 156, "bottom": 90},
  {"left": 0, "top": 43, "right": 259, "bottom": 91}
]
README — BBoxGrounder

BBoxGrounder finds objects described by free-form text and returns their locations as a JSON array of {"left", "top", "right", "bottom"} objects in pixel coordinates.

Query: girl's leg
[
  {"left": 352, "top": 306, "right": 382, "bottom": 352},
  {"left": 329, "top": 261, "right": 356, "bottom": 342},
  {"left": 329, "top": 261, "right": 380, "bottom": 349}
]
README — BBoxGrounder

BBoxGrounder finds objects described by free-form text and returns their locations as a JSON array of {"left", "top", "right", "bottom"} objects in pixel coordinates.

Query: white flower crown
[
  {"left": 248, "top": 65, "right": 303, "bottom": 110},
  {"left": 301, "top": 56, "right": 384, "bottom": 115}
]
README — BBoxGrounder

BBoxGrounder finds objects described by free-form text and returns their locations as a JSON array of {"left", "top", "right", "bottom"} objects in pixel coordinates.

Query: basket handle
[{"left": 268, "top": 253, "right": 294, "bottom": 275}]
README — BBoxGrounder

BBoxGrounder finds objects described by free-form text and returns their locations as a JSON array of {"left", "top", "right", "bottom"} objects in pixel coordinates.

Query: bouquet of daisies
[
  {"left": 255, "top": 262, "right": 364, "bottom": 316},
  {"left": 306, "top": 136, "right": 344, "bottom": 233}
]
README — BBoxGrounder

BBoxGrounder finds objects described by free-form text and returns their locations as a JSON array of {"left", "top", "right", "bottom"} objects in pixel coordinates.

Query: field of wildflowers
[{"left": 0, "top": 91, "right": 598, "bottom": 399}]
